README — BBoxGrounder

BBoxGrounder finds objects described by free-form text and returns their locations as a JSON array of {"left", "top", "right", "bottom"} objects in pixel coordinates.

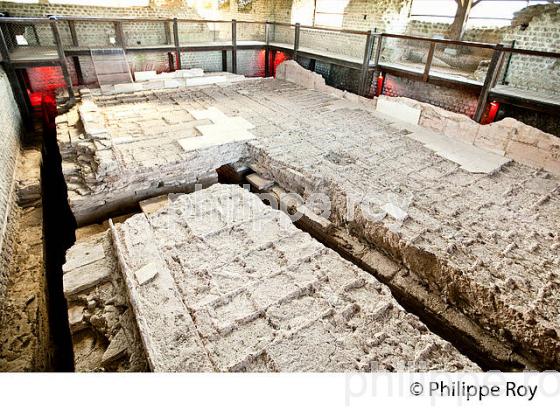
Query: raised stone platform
[
  {"left": 65, "top": 184, "right": 478, "bottom": 371},
  {"left": 57, "top": 67, "right": 560, "bottom": 369}
]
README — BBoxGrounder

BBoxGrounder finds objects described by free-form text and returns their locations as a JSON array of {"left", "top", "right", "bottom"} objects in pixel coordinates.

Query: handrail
[
  {"left": 501, "top": 46, "right": 560, "bottom": 59},
  {"left": 0, "top": 14, "right": 558, "bottom": 123},
  {"left": 380, "top": 32, "right": 495, "bottom": 50},
  {"left": 298, "top": 24, "right": 369, "bottom": 36}
]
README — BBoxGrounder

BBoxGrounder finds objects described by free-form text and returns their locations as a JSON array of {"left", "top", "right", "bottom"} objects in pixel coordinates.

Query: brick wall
[
  {"left": 503, "top": 4, "right": 560, "bottom": 95},
  {"left": 0, "top": 67, "right": 22, "bottom": 304},
  {"left": 381, "top": 74, "right": 479, "bottom": 118}
]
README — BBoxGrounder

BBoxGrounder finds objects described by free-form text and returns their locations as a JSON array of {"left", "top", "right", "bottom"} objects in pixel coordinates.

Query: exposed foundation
[
  {"left": 57, "top": 63, "right": 559, "bottom": 371},
  {"left": 65, "top": 184, "right": 478, "bottom": 371}
]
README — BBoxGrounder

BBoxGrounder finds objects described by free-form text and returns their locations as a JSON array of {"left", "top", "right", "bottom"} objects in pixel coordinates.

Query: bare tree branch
[{"left": 472, "top": 0, "right": 483, "bottom": 7}]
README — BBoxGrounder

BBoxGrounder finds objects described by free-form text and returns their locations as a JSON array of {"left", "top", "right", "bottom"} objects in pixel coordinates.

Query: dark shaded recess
[{"left": 40, "top": 96, "right": 76, "bottom": 371}]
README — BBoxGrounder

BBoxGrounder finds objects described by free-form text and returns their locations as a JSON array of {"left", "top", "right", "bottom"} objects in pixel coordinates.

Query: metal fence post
[
  {"left": 232, "top": 19, "right": 237, "bottom": 74},
  {"left": 0, "top": 24, "right": 31, "bottom": 122},
  {"left": 264, "top": 21, "right": 270, "bottom": 77},
  {"left": 50, "top": 18, "right": 75, "bottom": 103},
  {"left": 293, "top": 23, "right": 300, "bottom": 61},
  {"left": 372, "top": 33, "right": 383, "bottom": 96},
  {"left": 359, "top": 30, "right": 374, "bottom": 96},
  {"left": 474, "top": 44, "right": 504, "bottom": 123},
  {"left": 68, "top": 20, "right": 83, "bottom": 85},
  {"left": 173, "top": 18, "right": 181, "bottom": 70}
]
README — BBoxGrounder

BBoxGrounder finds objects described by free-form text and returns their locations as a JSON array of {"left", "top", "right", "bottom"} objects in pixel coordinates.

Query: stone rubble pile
[{"left": 63, "top": 230, "right": 148, "bottom": 371}]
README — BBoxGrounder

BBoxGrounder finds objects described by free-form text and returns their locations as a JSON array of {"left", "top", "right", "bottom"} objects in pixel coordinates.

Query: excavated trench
[
  {"left": 41, "top": 99, "right": 76, "bottom": 371},
  {"left": 41, "top": 152, "right": 534, "bottom": 372},
  {"left": 39, "top": 120, "right": 540, "bottom": 372}
]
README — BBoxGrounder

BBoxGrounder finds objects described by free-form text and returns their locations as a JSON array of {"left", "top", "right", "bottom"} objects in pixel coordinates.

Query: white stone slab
[
  {"left": 246, "top": 173, "right": 274, "bottom": 190},
  {"left": 176, "top": 68, "right": 204, "bottom": 78},
  {"left": 190, "top": 107, "right": 229, "bottom": 121},
  {"left": 376, "top": 98, "right": 421, "bottom": 125},
  {"left": 114, "top": 83, "right": 143, "bottom": 94},
  {"left": 134, "top": 70, "right": 157, "bottom": 82},
  {"left": 139, "top": 195, "right": 169, "bottom": 214},
  {"left": 63, "top": 262, "right": 111, "bottom": 296},
  {"left": 177, "top": 131, "right": 254, "bottom": 152},
  {"left": 134, "top": 262, "right": 159, "bottom": 286},
  {"left": 63, "top": 243, "right": 105, "bottom": 273},
  {"left": 185, "top": 76, "right": 227, "bottom": 86}
]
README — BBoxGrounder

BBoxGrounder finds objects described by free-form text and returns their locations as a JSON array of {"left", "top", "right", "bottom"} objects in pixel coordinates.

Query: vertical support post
[
  {"left": 474, "top": 44, "right": 504, "bottom": 123},
  {"left": 231, "top": 19, "right": 237, "bottom": 74},
  {"left": 501, "top": 39, "right": 515, "bottom": 84},
  {"left": 222, "top": 49, "right": 228, "bottom": 72},
  {"left": 372, "top": 33, "right": 383, "bottom": 96},
  {"left": 359, "top": 30, "right": 374, "bottom": 96},
  {"left": 32, "top": 24, "right": 40, "bottom": 46},
  {"left": 293, "top": 23, "right": 300, "bottom": 61},
  {"left": 423, "top": 41, "right": 435, "bottom": 82},
  {"left": 173, "top": 18, "right": 181, "bottom": 70},
  {"left": 264, "top": 21, "right": 270, "bottom": 77},
  {"left": 114, "top": 21, "right": 125, "bottom": 48},
  {"left": 0, "top": 24, "right": 31, "bottom": 122},
  {"left": 309, "top": 58, "right": 316, "bottom": 72},
  {"left": 164, "top": 20, "right": 172, "bottom": 45},
  {"left": 168, "top": 52, "right": 175, "bottom": 72},
  {"left": 68, "top": 20, "right": 84, "bottom": 85},
  {"left": 50, "top": 18, "right": 75, "bottom": 103}
]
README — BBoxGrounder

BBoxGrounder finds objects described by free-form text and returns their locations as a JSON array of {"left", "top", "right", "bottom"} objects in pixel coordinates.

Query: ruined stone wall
[
  {"left": 503, "top": 4, "right": 560, "bottom": 96},
  {"left": 405, "top": 20, "right": 508, "bottom": 46},
  {"left": 0, "top": 67, "right": 22, "bottom": 304},
  {"left": 403, "top": 5, "right": 560, "bottom": 96}
]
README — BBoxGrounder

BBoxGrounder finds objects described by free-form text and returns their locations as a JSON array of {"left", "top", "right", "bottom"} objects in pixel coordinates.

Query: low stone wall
[
  {"left": 0, "top": 67, "right": 22, "bottom": 305},
  {"left": 380, "top": 95, "right": 560, "bottom": 176}
]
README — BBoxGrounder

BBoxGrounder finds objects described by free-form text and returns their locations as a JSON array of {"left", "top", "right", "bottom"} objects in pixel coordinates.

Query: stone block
[
  {"left": 134, "top": 70, "right": 157, "bottom": 82},
  {"left": 246, "top": 173, "right": 274, "bottom": 191},
  {"left": 376, "top": 98, "right": 421, "bottom": 125},
  {"left": 186, "top": 76, "right": 227, "bottom": 86}
]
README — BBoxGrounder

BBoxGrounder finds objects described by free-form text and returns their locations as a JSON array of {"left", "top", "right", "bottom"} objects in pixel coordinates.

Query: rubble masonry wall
[{"left": 0, "top": 67, "right": 22, "bottom": 304}]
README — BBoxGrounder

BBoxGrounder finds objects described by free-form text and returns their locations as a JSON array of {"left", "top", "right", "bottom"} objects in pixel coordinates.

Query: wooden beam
[
  {"left": 423, "top": 41, "right": 435, "bottom": 82},
  {"left": 474, "top": 44, "right": 503, "bottom": 123}
]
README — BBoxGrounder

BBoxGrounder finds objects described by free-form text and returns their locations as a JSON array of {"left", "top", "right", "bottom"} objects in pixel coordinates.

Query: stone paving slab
[{"left": 94, "top": 184, "right": 477, "bottom": 371}]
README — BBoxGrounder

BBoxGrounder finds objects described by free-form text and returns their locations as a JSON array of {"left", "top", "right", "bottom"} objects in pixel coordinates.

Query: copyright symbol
[{"left": 410, "top": 382, "right": 423, "bottom": 396}]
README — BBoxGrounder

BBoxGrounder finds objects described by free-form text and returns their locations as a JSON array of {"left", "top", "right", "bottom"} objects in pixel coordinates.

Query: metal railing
[
  {"left": 0, "top": 15, "right": 558, "bottom": 124},
  {"left": 373, "top": 32, "right": 560, "bottom": 121}
]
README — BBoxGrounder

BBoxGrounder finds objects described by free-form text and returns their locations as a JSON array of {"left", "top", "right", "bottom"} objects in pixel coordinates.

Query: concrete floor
[{"left": 58, "top": 75, "right": 560, "bottom": 370}]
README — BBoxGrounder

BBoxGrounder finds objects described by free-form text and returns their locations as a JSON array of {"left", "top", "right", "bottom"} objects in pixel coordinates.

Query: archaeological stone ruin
[{"left": 0, "top": 0, "right": 559, "bottom": 378}]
